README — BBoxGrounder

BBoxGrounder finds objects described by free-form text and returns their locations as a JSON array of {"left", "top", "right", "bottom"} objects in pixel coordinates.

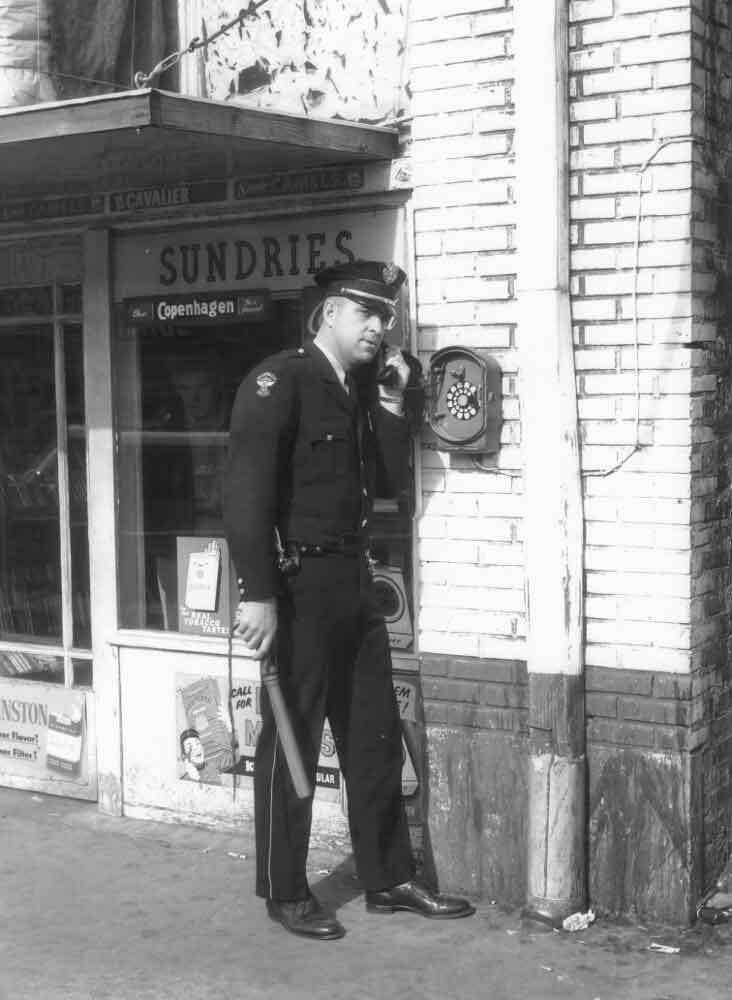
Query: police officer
[{"left": 223, "top": 260, "right": 474, "bottom": 940}]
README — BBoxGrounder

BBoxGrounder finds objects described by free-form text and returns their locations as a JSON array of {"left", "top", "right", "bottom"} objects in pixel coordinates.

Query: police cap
[{"left": 315, "top": 259, "right": 406, "bottom": 320}]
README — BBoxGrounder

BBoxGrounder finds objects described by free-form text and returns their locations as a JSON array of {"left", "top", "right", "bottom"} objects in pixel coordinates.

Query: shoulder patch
[{"left": 256, "top": 371, "right": 278, "bottom": 397}]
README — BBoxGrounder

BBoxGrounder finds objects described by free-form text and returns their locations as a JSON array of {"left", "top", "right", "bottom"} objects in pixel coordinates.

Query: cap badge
[
  {"left": 256, "top": 371, "right": 278, "bottom": 397},
  {"left": 382, "top": 262, "right": 400, "bottom": 285}
]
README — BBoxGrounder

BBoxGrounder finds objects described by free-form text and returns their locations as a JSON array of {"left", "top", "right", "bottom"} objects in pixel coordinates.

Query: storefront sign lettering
[
  {"left": 234, "top": 166, "right": 364, "bottom": 199},
  {"left": 0, "top": 193, "right": 103, "bottom": 224},
  {"left": 158, "top": 230, "right": 354, "bottom": 286},
  {"left": 109, "top": 180, "right": 227, "bottom": 214},
  {"left": 125, "top": 291, "right": 271, "bottom": 327}
]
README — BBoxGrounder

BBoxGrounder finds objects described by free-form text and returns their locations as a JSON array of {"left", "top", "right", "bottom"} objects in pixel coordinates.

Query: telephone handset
[{"left": 424, "top": 346, "right": 502, "bottom": 453}]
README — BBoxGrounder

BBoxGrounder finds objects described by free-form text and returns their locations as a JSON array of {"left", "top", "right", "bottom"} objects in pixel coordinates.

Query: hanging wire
[{"left": 133, "top": 1, "right": 273, "bottom": 89}]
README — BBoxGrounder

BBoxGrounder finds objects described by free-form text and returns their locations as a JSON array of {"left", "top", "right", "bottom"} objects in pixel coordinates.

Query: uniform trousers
[{"left": 254, "top": 554, "right": 415, "bottom": 901}]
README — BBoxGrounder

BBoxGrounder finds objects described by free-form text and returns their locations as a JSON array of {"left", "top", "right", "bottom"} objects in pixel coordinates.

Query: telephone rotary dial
[{"left": 424, "top": 346, "right": 502, "bottom": 453}]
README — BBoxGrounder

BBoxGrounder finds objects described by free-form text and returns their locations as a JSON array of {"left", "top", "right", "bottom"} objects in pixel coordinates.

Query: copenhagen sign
[{"left": 125, "top": 290, "right": 272, "bottom": 326}]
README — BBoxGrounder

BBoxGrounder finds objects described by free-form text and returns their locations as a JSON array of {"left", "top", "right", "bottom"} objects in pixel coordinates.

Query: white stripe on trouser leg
[{"left": 267, "top": 738, "right": 279, "bottom": 899}]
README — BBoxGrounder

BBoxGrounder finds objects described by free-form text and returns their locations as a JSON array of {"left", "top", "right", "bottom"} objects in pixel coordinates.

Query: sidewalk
[{"left": 1, "top": 786, "right": 731, "bottom": 1000}]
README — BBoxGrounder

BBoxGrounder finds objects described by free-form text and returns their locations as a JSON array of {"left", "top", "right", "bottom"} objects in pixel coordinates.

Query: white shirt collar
[{"left": 313, "top": 336, "right": 348, "bottom": 389}]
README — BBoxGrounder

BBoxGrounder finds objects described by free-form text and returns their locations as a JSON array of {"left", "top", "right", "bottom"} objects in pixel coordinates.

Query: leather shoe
[
  {"left": 267, "top": 893, "right": 346, "bottom": 940},
  {"left": 366, "top": 879, "right": 475, "bottom": 919}
]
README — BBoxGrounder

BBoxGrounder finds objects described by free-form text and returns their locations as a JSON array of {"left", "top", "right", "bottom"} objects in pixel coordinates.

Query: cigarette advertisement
[
  {"left": 0, "top": 681, "right": 87, "bottom": 784},
  {"left": 175, "top": 670, "right": 341, "bottom": 798}
]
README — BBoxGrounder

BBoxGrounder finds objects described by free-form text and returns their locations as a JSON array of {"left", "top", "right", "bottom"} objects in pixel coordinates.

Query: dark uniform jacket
[{"left": 223, "top": 342, "right": 410, "bottom": 600}]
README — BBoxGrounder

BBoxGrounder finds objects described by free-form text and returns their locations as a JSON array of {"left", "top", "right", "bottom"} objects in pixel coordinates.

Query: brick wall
[
  {"left": 690, "top": 0, "right": 732, "bottom": 888},
  {"left": 409, "top": 0, "right": 524, "bottom": 662},
  {"left": 569, "top": 0, "right": 697, "bottom": 677}
]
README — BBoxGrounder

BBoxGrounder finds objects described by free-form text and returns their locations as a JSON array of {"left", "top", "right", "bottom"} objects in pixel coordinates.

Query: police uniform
[{"left": 223, "top": 263, "right": 414, "bottom": 906}]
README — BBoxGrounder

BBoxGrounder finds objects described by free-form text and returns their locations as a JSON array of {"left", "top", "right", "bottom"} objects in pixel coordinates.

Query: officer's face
[{"left": 323, "top": 297, "right": 386, "bottom": 369}]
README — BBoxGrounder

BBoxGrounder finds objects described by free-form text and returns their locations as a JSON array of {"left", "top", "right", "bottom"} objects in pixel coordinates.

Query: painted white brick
[
  {"left": 620, "top": 86, "right": 691, "bottom": 117},
  {"left": 585, "top": 643, "right": 689, "bottom": 672},
  {"left": 478, "top": 636, "right": 528, "bottom": 659},
  {"left": 409, "top": 15, "right": 472, "bottom": 46},
  {"left": 411, "top": 58, "right": 515, "bottom": 92},
  {"left": 586, "top": 570, "right": 690, "bottom": 598},
  {"left": 418, "top": 631, "right": 480, "bottom": 657},
  {"left": 572, "top": 300, "right": 619, "bottom": 322},
  {"left": 570, "top": 0, "right": 614, "bottom": 22},
  {"left": 655, "top": 58, "right": 692, "bottom": 87},
  {"left": 419, "top": 563, "right": 525, "bottom": 589},
  {"left": 585, "top": 545, "right": 690, "bottom": 574},
  {"left": 586, "top": 619, "right": 689, "bottom": 647},
  {"left": 411, "top": 0, "right": 508, "bottom": 19},
  {"left": 570, "top": 45, "right": 616, "bottom": 73},
  {"left": 581, "top": 171, "right": 643, "bottom": 195},
  {"left": 570, "top": 97, "right": 618, "bottom": 122},
  {"left": 410, "top": 35, "right": 507, "bottom": 69},
  {"left": 579, "top": 65, "right": 654, "bottom": 95},
  {"left": 581, "top": 421, "right": 653, "bottom": 446},
  {"left": 419, "top": 539, "right": 480, "bottom": 563},
  {"left": 476, "top": 252, "right": 517, "bottom": 276},
  {"left": 618, "top": 0, "right": 693, "bottom": 12},
  {"left": 574, "top": 348, "right": 618, "bottom": 369},
  {"left": 619, "top": 34, "right": 691, "bottom": 65},
  {"left": 618, "top": 345, "right": 690, "bottom": 369},
  {"left": 419, "top": 607, "right": 521, "bottom": 635},
  {"left": 584, "top": 496, "right": 691, "bottom": 524},
  {"left": 478, "top": 542, "right": 524, "bottom": 566},
  {"left": 618, "top": 137, "right": 693, "bottom": 167},
  {"left": 586, "top": 520, "right": 690, "bottom": 549},
  {"left": 421, "top": 584, "right": 525, "bottom": 613},
  {"left": 411, "top": 112, "right": 474, "bottom": 140},
  {"left": 570, "top": 197, "right": 617, "bottom": 219},
  {"left": 473, "top": 11, "right": 514, "bottom": 35},
  {"left": 412, "top": 133, "right": 512, "bottom": 161},
  {"left": 582, "top": 471, "right": 690, "bottom": 499},
  {"left": 415, "top": 232, "right": 442, "bottom": 256},
  {"left": 411, "top": 84, "right": 508, "bottom": 116},
  {"left": 582, "top": 14, "right": 653, "bottom": 44},
  {"left": 581, "top": 444, "right": 690, "bottom": 473},
  {"left": 571, "top": 147, "right": 617, "bottom": 170},
  {"left": 616, "top": 191, "right": 692, "bottom": 217},
  {"left": 586, "top": 594, "right": 690, "bottom": 623},
  {"left": 582, "top": 116, "right": 656, "bottom": 145},
  {"left": 413, "top": 180, "right": 511, "bottom": 209},
  {"left": 442, "top": 228, "right": 512, "bottom": 253}
]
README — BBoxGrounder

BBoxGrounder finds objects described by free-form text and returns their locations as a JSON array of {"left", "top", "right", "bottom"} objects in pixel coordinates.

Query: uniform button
[
  {"left": 361, "top": 519, "right": 368, "bottom": 528},
  {"left": 297, "top": 347, "right": 305, "bottom": 355},
  {"left": 315, "top": 545, "right": 322, "bottom": 554},
  {"left": 237, "top": 578, "right": 243, "bottom": 585},
  {"left": 362, "top": 488, "right": 368, "bottom": 496},
  {"left": 325, "top": 433, "right": 333, "bottom": 441}
]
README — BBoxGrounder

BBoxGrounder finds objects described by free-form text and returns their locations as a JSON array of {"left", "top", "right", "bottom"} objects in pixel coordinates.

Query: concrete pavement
[{"left": 1, "top": 786, "right": 731, "bottom": 1000}]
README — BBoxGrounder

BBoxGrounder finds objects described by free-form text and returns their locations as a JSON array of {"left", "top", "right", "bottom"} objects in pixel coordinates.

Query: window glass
[
  {"left": 0, "top": 326, "right": 62, "bottom": 658},
  {"left": 115, "top": 300, "right": 301, "bottom": 630}
]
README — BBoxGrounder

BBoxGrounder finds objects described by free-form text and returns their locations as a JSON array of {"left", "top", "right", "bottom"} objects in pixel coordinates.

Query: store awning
[{"left": 0, "top": 88, "right": 399, "bottom": 198}]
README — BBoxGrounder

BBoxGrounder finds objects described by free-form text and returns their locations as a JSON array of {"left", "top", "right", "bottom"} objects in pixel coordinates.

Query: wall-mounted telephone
[{"left": 423, "top": 347, "right": 502, "bottom": 453}]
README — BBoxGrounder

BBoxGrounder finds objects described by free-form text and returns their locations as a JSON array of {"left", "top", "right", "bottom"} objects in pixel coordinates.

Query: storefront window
[
  {"left": 114, "top": 290, "right": 415, "bottom": 651},
  {"left": 115, "top": 298, "right": 302, "bottom": 630},
  {"left": 0, "top": 289, "right": 91, "bottom": 684}
]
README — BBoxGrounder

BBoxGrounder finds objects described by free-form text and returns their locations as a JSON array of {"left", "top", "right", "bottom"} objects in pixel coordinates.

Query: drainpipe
[{"left": 514, "top": 0, "right": 587, "bottom": 924}]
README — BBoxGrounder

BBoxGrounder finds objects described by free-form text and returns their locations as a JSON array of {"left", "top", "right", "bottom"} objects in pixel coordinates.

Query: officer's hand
[
  {"left": 232, "top": 598, "right": 277, "bottom": 659},
  {"left": 378, "top": 348, "right": 410, "bottom": 414}
]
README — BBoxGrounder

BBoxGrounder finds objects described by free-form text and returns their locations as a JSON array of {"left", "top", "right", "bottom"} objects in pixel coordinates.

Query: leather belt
[{"left": 291, "top": 535, "right": 364, "bottom": 557}]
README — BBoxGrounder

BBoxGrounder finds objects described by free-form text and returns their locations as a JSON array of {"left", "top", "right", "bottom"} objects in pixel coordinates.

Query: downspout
[{"left": 514, "top": 0, "right": 587, "bottom": 924}]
